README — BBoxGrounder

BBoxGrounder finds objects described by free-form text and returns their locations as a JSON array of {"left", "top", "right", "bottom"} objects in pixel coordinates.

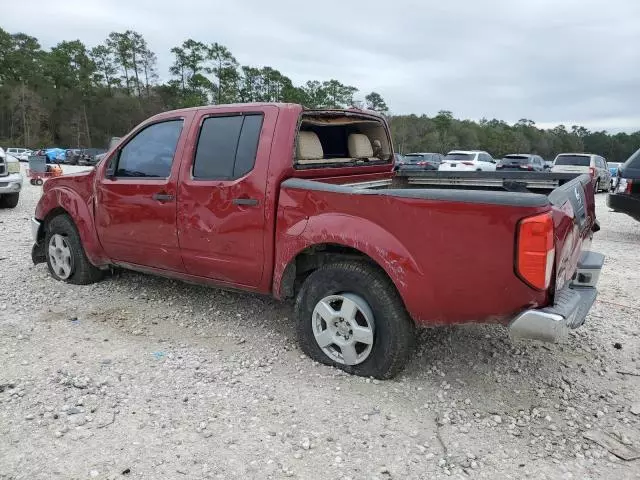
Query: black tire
[
  {"left": 36, "top": 178, "right": 44, "bottom": 186},
  {"left": 45, "top": 214, "right": 103, "bottom": 285},
  {"left": 295, "top": 261, "right": 415, "bottom": 379},
  {"left": 0, "top": 193, "right": 19, "bottom": 209}
]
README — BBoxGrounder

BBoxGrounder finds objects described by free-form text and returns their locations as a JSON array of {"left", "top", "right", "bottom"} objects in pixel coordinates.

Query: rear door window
[
  {"left": 444, "top": 153, "right": 475, "bottom": 161},
  {"left": 193, "top": 114, "right": 263, "bottom": 180}
]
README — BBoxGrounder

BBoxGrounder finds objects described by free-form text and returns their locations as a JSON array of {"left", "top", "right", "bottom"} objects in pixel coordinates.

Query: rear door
[
  {"left": 597, "top": 157, "right": 610, "bottom": 185},
  {"left": 177, "top": 106, "right": 278, "bottom": 287},
  {"left": 95, "top": 115, "right": 192, "bottom": 272}
]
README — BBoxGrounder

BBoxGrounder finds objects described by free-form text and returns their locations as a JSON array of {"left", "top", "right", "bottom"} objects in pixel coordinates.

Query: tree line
[
  {"left": 0, "top": 27, "right": 638, "bottom": 161},
  {"left": 390, "top": 112, "right": 640, "bottom": 161}
]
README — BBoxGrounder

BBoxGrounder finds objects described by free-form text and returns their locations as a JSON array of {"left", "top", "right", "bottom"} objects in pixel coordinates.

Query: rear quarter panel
[{"left": 275, "top": 183, "right": 551, "bottom": 326}]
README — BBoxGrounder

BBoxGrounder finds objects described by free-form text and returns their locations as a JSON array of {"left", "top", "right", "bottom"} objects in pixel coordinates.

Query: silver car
[{"left": 551, "top": 153, "right": 611, "bottom": 193}]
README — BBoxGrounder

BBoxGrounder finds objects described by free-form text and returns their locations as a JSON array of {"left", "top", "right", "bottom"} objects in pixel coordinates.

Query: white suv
[
  {"left": 551, "top": 153, "right": 611, "bottom": 192},
  {"left": 439, "top": 150, "right": 496, "bottom": 171}
]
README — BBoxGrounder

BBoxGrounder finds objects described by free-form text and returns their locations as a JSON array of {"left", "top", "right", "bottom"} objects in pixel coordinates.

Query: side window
[
  {"left": 193, "top": 114, "right": 263, "bottom": 180},
  {"left": 114, "top": 120, "right": 183, "bottom": 178}
]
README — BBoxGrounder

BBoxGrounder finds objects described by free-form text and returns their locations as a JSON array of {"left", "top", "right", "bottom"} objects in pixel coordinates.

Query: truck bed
[
  {"left": 277, "top": 172, "right": 596, "bottom": 326},
  {"left": 390, "top": 170, "right": 581, "bottom": 194}
]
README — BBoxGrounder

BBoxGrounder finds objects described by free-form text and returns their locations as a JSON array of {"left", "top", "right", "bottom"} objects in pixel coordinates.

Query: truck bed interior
[{"left": 294, "top": 111, "right": 392, "bottom": 169}]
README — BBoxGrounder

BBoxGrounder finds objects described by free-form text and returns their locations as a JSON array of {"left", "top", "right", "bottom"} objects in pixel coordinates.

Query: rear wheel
[
  {"left": 295, "top": 261, "right": 415, "bottom": 379},
  {"left": 0, "top": 193, "right": 19, "bottom": 209},
  {"left": 45, "top": 215, "right": 103, "bottom": 285}
]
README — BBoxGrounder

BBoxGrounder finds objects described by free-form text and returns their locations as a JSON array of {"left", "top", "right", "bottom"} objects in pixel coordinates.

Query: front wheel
[
  {"left": 45, "top": 215, "right": 103, "bottom": 285},
  {"left": 295, "top": 261, "right": 415, "bottom": 379}
]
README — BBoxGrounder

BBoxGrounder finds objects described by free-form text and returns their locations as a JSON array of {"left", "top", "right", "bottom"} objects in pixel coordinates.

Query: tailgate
[{"left": 547, "top": 174, "right": 597, "bottom": 292}]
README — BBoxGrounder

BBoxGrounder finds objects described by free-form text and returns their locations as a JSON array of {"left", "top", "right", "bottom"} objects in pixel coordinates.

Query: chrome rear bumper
[{"left": 509, "top": 251, "right": 604, "bottom": 343}]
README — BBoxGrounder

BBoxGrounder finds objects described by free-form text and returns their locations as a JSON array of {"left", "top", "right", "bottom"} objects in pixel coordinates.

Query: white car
[
  {"left": 6, "top": 147, "right": 32, "bottom": 162},
  {"left": 438, "top": 150, "right": 497, "bottom": 172},
  {"left": 550, "top": 153, "right": 611, "bottom": 193},
  {"left": 0, "top": 148, "right": 23, "bottom": 208}
]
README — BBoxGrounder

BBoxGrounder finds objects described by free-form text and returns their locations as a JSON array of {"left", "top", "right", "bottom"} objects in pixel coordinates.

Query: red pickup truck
[{"left": 31, "top": 103, "right": 604, "bottom": 379}]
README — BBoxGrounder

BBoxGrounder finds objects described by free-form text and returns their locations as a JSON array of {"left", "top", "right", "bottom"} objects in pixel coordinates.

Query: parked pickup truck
[{"left": 30, "top": 103, "right": 604, "bottom": 379}]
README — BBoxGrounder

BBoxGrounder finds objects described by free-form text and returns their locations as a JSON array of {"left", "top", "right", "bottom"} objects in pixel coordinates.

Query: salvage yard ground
[{"left": 1, "top": 165, "right": 639, "bottom": 479}]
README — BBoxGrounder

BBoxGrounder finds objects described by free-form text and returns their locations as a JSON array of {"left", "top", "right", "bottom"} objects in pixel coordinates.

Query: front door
[
  {"left": 177, "top": 107, "right": 276, "bottom": 287},
  {"left": 95, "top": 117, "right": 190, "bottom": 272}
]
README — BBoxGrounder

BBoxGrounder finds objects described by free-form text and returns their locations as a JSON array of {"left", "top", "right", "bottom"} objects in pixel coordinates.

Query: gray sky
[{"left": 4, "top": 0, "right": 640, "bottom": 131}]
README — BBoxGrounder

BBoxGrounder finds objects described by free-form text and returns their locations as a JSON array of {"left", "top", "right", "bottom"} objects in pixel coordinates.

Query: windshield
[
  {"left": 444, "top": 153, "right": 474, "bottom": 161},
  {"left": 555, "top": 155, "right": 590, "bottom": 167}
]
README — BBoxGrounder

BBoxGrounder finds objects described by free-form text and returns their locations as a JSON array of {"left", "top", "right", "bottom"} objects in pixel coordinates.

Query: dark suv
[
  {"left": 497, "top": 154, "right": 545, "bottom": 171},
  {"left": 607, "top": 148, "right": 640, "bottom": 221},
  {"left": 399, "top": 152, "right": 444, "bottom": 171}
]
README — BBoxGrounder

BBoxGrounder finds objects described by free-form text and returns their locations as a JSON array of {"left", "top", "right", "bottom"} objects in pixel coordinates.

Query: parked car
[
  {"left": 551, "top": 153, "right": 611, "bottom": 193},
  {"left": 497, "top": 154, "right": 545, "bottom": 172},
  {"left": 64, "top": 149, "right": 82, "bottom": 165},
  {"left": 79, "top": 148, "right": 107, "bottom": 166},
  {"left": 30, "top": 103, "right": 602, "bottom": 379},
  {"left": 0, "top": 148, "right": 23, "bottom": 208},
  {"left": 608, "top": 162, "right": 623, "bottom": 190},
  {"left": 399, "top": 153, "right": 443, "bottom": 171},
  {"left": 439, "top": 150, "right": 496, "bottom": 171},
  {"left": 544, "top": 161, "right": 554, "bottom": 171},
  {"left": 6, "top": 147, "right": 32, "bottom": 162},
  {"left": 607, "top": 149, "right": 640, "bottom": 221}
]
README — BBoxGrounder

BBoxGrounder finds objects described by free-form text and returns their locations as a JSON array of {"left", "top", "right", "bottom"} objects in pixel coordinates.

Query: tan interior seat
[
  {"left": 348, "top": 133, "right": 374, "bottom": 159},
  {"left": 296, "top": 131, "right": 353, "bottom": 165},
  {"left": 296, "top": 131, "right": 324, "bottom": 164}
]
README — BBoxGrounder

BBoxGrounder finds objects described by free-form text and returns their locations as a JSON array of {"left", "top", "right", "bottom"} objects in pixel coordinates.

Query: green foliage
[
  {"left": 0, "top": 26, "right": 638, "bottom": 162},
  {"left": 389, "top": 114, "right": 640, "bottom": 161}
]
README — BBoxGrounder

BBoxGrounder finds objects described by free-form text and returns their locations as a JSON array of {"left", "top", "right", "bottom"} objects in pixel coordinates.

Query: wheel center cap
[{"left": 336, "top": 320, "right": 351, "bottom": 337}]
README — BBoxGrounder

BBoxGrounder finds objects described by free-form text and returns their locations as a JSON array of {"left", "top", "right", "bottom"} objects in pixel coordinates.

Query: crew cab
[{"left": 30, "top": 103, "right": 603, "bottom": 379}]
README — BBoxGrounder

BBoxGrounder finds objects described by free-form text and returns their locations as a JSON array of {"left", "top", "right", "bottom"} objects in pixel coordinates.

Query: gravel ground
[{"left": 1, "top": 165, "right": 639, "bottom": 480}]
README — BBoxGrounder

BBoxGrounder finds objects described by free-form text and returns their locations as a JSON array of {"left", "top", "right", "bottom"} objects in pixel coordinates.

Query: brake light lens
[
  {"left": 616, "top": 178, "right": 633, "bottom": 194},
  {"left": 589, "top": 167, "right": 596, "bottom": 177},
  {"left": 517, "top": 212, "right": 555, "bottom": 290},
  {"left": 461, "top": 161, "right": 474, "bottom": 165}
]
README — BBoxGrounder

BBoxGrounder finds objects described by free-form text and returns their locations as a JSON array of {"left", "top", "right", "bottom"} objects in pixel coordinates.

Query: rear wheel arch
[{"left": 278, "top": 243, "right": 405, "bottom": 304}]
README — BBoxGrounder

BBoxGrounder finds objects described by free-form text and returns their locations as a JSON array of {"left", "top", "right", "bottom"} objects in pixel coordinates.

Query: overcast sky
[{"left": 4, "top": 0, "right": 640, "bottom": 131}]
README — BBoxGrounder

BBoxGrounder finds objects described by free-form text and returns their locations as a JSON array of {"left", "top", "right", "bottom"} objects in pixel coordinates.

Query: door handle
[
  {"left": 152, "top": 192, "right": 174, "bottom": 202},
  {"left": 232, "top": 198, "right": 259, "bottom": 206}
]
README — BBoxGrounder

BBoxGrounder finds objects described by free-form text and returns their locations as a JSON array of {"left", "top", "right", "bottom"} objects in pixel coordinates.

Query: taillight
[
  {"left": 589, "top": 167, "right": 596, "bottom": 177},
  {"left": 617, "top": 178, "right": 633, "bottom": 194},
  {"left": 461, "top": 161, "right": 474, "bottom": 165},
  {"left": 417, "top": 161, "right": 426, "bottom": 166},
  {"left": 516, "top": 212, "right": 555, "bottom": 290}
]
